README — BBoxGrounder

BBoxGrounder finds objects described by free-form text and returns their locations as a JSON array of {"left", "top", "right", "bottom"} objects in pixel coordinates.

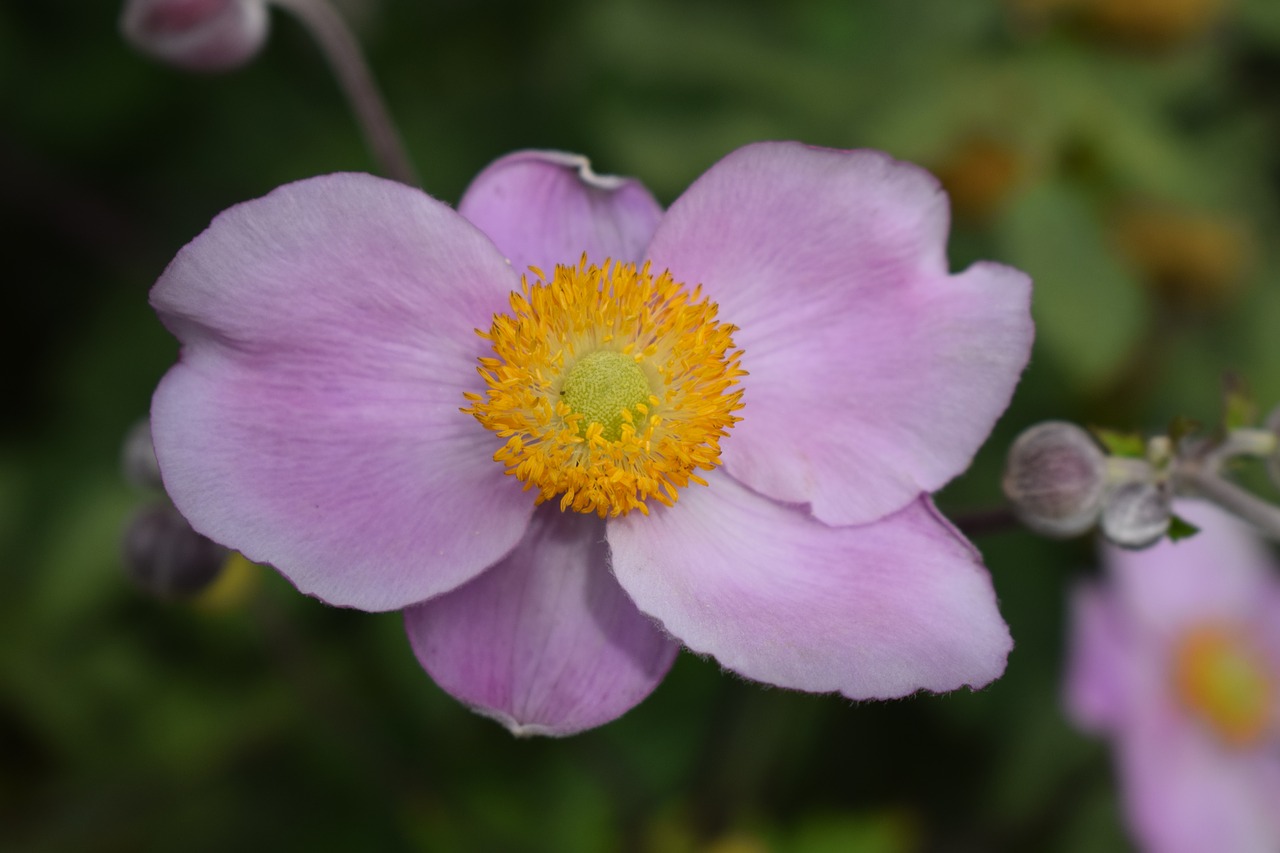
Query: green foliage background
[{"left": 5, "top": 1, "right": 1280, "bottom": 850}]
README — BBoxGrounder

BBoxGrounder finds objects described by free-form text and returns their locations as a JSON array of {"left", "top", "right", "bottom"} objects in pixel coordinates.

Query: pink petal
[
  {"left": 404, "top": 505, "right": 679, "bottom": 736},
  {"left": 646, "top": 142, "right": 1033, "bottom": 525},
  {"left": 151, "top": 173, "right": 533, "bottom": 611},
  {"left": 1116, "top": 702, "right": 1280, "bottom": 853},
  {"left": 458, "top": 150, "right": 663, "bottom": 274},
  {"left": 608, "top": 471, "right": 1012, "bottom": 698},
  {"left": 1062, "top": 582, "right": 1132, "bottom": 732},
  {"left": 1107, "top": 501, "right": 1273, "bottom": 639}
]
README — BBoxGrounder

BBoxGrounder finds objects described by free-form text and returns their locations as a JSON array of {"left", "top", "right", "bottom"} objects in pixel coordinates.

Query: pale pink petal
[
  {"left": 404, "top": 505, "right": 679, "bottom": 736},
  {"left": 151, "top": 173, "right": 533, "bottom": 611},
  {"left": 1257, "top": 585, "right": 1280, "bottom": 670},
  {"left": 1107, "top": 501, "right": 1273, "bottom": 639},
  {"left": 458, "top": 150, "right": 663, "bottom": 274},
  {"left": 608, "top": 471, "right": 1011, "bottom": 698},
  {"left": 645, "top": 142, "right": 1032, "bottom": 526},
  {"left": 1063, "top": 583, "right": 1132, "bottom": 732},
  {"left": 1117, "top": 702, "right": 1280, "bottom": 853}
]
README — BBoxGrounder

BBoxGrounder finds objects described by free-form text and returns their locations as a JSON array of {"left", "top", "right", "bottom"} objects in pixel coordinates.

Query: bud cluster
[
  {"left": 1003, "top": 421, "right": 1172, "bottom": 548},
  {"left": 1003, "top": 404, "right": 1280, "bottom": 549}
]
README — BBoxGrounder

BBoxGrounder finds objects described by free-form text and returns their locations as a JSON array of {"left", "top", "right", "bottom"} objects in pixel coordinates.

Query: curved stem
[
  {"left": 268, "top": 0, "right": 420, "bottom": 186},
  {"left": 948, "top": 504, "right": 1022, "bottom": 538},
  {"left": 1174, "top": 465, "right": 1280, "bottom": 541},
  {"left": 1211, "top": 428, "right": 1278, "bottom": 465}
]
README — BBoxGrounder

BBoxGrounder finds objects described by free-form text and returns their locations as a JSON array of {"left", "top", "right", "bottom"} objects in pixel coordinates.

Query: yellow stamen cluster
[
  {"left": 1173, "top": 623, "right": 1275, "bottom": 748},
  {"left": 463, "top": 257, "right": 745, "bottom": 517}
]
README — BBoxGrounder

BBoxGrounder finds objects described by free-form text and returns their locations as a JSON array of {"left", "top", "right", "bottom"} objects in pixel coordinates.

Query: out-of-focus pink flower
[
  {"left": 120, "top": 0, "right": 268, "bottom": 72},
  {"left": 149, "top": 142, "right": 1033, "bottom": 734},
  {"left": 1065, "top": 502, "right": 1280, "bottom": 852}
]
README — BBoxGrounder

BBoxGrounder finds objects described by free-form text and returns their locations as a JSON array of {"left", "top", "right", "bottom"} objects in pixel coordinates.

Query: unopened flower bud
[
  {"left": 123, "top": 502, "right": 229, "bottom": 598},
  {"left": 121, "top": 419, "right": 164, "bottom": 491},
  {"left": 1003, "top": 421, "right": 1108, "bottom": 537},
  {"left": 1101, "top": 481, "right": 1170, "bottom": 549},
  {"left": 120, "top": 0, "right": 269, "bottom": 73}
]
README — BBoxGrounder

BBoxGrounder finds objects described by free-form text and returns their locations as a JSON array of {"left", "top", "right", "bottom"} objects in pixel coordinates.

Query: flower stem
[
  {"left": 1213, "top": 427, "right": 1278, "bottom": 462},
  {"left": 949, "top": 505, "right": 1022, "bottom": 538},
  {"left": 268, "top": 0, "right": 419, "bottom": 186},
  {"left": 1174, "top": 465, "right": 1280, "bottom": 541}
]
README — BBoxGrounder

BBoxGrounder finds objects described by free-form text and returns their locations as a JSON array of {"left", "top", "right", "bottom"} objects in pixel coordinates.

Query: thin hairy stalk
[
  {"left": 270, "top": 0, "right": 419, "bottom": 186},
  {"left": 1175, "top": 464, "right": 1280, "bottom": 541},
  {"left": 949, "top": 505, "right": 1022, "bottom": 538}
]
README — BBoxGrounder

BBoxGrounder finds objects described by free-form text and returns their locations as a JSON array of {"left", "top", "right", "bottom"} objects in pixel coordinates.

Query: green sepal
[
  {"left": 1092, "top": 427, "right": 1145, "bottom": 458},
  {"left": 1167, "top": 514, "right": 1201, "bottom": 542},
  {"left": 1222, "top": 376, "right": 1256, "bottom": 432}
]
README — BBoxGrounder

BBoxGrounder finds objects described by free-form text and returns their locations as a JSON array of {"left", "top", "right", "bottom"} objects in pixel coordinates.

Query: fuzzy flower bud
[
  {"left": 123, "top": 502, "right": 229, "bottom": 598},
  {"left": 120, "top": 0, "right": 269, "bottom": 72},
  {"left": 1003, "top": 421, "right": 1108, "bottom": 537},
  {"left": 121, "top": 419, "right": 164, "bottom": 491},
  {"left": 1101, "top": 480, "right": 1171, "bottom": 549}
]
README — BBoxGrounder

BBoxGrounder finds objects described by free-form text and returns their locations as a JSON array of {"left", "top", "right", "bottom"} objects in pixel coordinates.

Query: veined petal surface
[
  {"left": 405, "top": 505, "right": 679, "bottom": 736},
  {"left": 151, "top": 173, "right": 533, "bottom": 611},
  {"left": 646, "top": 142, "right": 1033, "bottom": 526},
  {"left": 458, "top": 150, "right": 662, "bottom": 273},
  {"left": 608, "top": 471, "right": 1012, "bottom": 698}
]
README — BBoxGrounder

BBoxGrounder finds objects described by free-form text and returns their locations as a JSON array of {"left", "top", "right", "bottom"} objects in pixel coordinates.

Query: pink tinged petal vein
[
  {"left": 458, "top": 150, "right": 663, "bottom": 274},
  {"left": 150, "top": 173, "right": 534, "bottom": 611},
  {"left": 645, "top": 141, "right": 1033, "bottom": 526},
  {"left": 405, "top": 505, "right": 679, "bottom": 736},
  {"left": 608, "top": 470, "right": 1012, "bottom": 699}
]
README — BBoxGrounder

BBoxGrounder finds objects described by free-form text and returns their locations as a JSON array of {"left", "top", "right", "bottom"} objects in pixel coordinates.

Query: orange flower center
[
  {"left": 1173, "top": 623, "right": 1275, "bottom": 748},
  {"left": 464, "top": 257, "right": 744, "bottom": 518}
]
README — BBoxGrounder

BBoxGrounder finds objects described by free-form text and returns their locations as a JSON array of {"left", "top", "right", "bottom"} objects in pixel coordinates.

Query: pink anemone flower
[
  {"left": 150, "top": 141, "right": 1033, "bottom": 735},
  {"left": 1065, "top": 502, "right": 1280, "bottom": 852}
]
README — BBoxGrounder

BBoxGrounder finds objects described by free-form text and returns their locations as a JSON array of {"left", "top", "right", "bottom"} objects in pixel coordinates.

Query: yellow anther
[{"left": 464, "top": 257, "right": 745, "bottom": 517}]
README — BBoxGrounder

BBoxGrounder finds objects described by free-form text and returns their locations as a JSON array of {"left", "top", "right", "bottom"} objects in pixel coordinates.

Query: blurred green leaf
[
  {"left": 1092, "top": 428, "right": 1145, "bottom": 458},
  {"left": 1222, "top": 376, "right": 1257, "bottom": 431},
  {"left": 999, "top": 181, "right": 1146, "bottom": 391},
  {"left": 782, "top": 811, "right": 915, "bottom": 853},
  {"left": 1167, "top": 415, "right": 1202, "bottom": 444}
]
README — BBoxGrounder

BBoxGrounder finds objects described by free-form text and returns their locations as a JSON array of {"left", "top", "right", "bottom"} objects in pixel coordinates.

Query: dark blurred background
[{"left": 5, "top": 0, "right": 1280, "bottom": 850}]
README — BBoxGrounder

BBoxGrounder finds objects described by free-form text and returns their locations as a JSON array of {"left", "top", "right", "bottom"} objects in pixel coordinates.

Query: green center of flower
[
  {"left": 560, "top": 350, "right": 653, "bottom": 442},
  {"left": 462, "top": 258, "right": 745, "bottom": 517}
]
